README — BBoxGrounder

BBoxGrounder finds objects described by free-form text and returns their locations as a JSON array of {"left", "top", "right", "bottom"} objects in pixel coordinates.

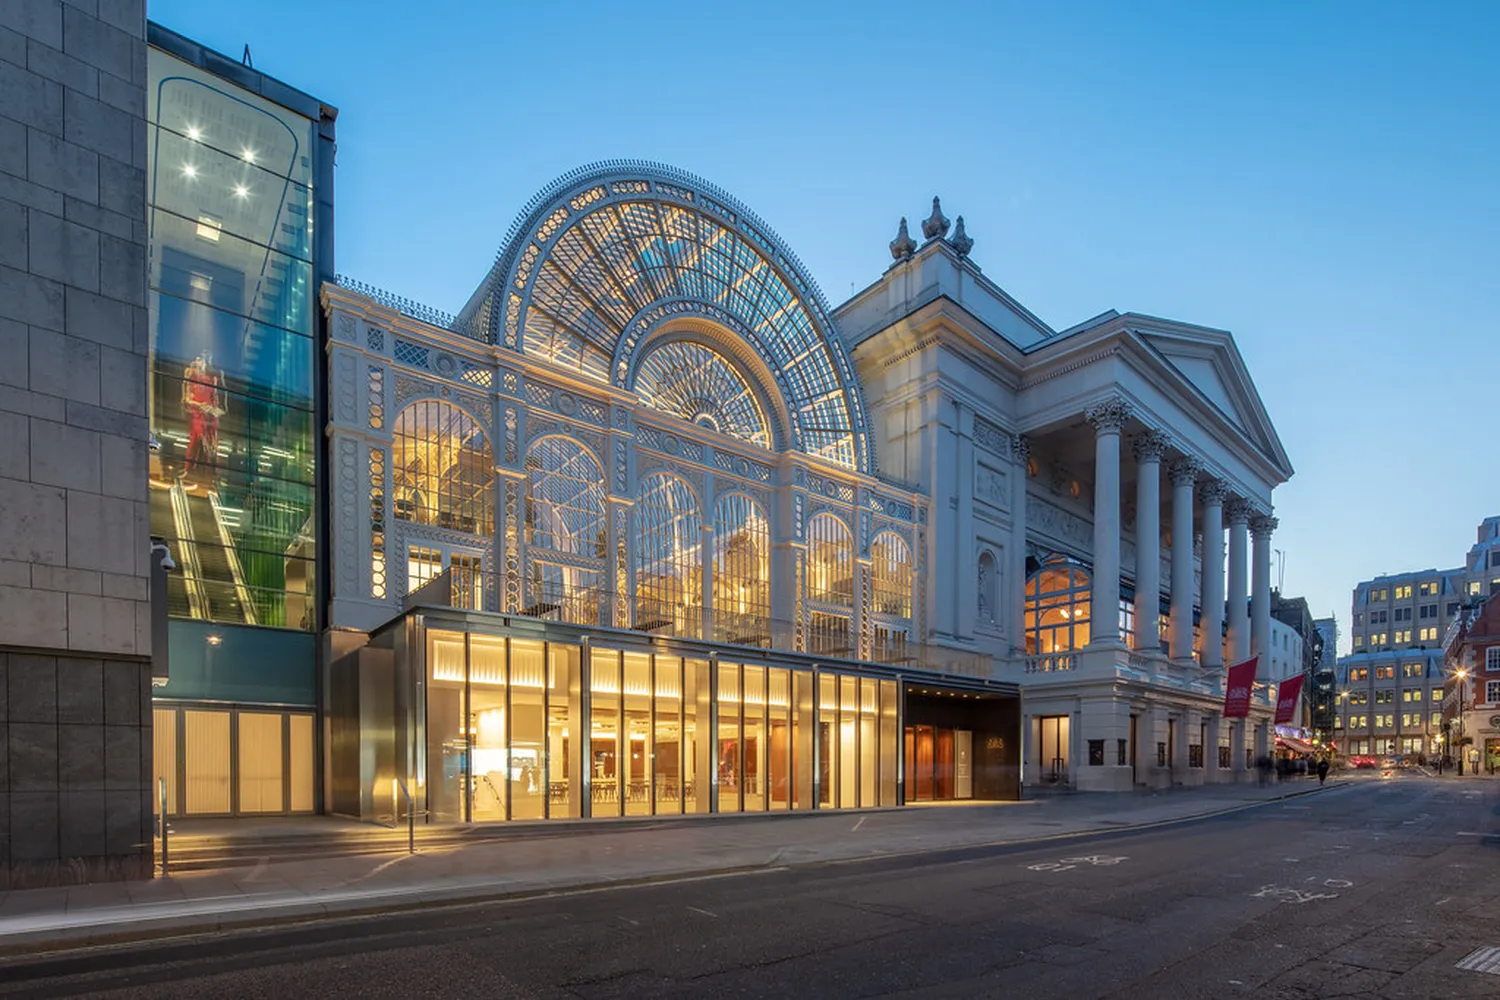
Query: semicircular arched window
[
  {"left": 1025, "top": 559, "right": 1092, "bottom": 654},
  {"left": 871, "top": 531, "right": 912, "bottom": 619},
  {"left": 713, "top": 493, "right": 770, "bottom": 646},
  {"left": 391, "top": 400, "right": 494, "bottom": 535},
  {"left": 634, "top": 341, "right": 771, "bottom": 450}
]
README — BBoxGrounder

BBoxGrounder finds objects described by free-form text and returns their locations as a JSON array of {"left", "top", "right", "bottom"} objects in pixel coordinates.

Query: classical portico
[{"left": 838, "top": 224, "right": 1293, "bottom": 793}]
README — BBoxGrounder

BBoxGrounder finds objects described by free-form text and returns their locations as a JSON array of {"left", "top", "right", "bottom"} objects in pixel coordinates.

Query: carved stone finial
[
  {"left": 1085, "top": 397, "right": 1132, "bottom": 434},
  {"left": 1131, "top": 429, "right": 1170, "bottom": 463},
  {"left": 950, "top": 215, "right": 973, "bottom": 257},
  {"left": 1249, "top": 513, "right": 1279, "bottom": 539},
  {"left": 889, "top": 217, "right": 917, "bottom": 260},
  {"left": 921, "top": 196, "right": 950, "bottom": 241},
  {"left": 1168, "top": 455, "right": 1201, "bottom": 488},
  {"left": 1199, "top": 478, "right": 1230, "bottom": 506},
  {"left": 1224, "top": 497, "right": 1254, "bottom": 525}
]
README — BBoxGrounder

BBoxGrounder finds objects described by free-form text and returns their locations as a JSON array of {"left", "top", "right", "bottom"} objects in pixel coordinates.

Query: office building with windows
[{"left": 1442, "top": 594, "right": 1500, "bottom": 774}]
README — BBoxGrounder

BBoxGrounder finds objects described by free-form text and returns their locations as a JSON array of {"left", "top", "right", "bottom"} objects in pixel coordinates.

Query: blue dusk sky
[{"left": 150, "top": 0, "right": 1499, "bottom": 653}]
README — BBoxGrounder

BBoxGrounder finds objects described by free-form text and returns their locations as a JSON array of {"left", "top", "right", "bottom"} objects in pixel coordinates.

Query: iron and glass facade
[
  {"left": 145, "top": 24, "right": 336, "bottom": 817},
  {"left": 322, "top": 163, "right": 1021, "bottom": 820}
]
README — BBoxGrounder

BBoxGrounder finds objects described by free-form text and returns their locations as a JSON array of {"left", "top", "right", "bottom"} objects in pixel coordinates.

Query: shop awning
[{"left": 1276, "top": 735, "right": 1319, "bottom": 754}]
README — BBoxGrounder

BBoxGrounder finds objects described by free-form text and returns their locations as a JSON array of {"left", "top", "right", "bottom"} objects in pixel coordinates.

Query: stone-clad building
[{"left": 0, "top": 0, "right": 155, "bottom": 888}]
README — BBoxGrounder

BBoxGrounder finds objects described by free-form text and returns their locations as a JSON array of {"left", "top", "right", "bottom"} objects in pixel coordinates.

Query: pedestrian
[
  {"left": 1255, "top": 754, "right": 1272, "bottom": 787},
  {"left": 1316, "top": 756, "right": 1329, "bottom": 786}
]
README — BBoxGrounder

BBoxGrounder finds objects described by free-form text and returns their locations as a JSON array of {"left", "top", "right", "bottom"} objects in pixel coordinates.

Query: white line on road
[
  {"left": 1456, "top": 832, "right": 1488, "bottom": 837},
  {"left": 1435, "top": 897, "right": 1452, "bottom": 906},
  {"left": 243, "top": 856, "right": 271, "bottom": 883},
  {"left": 687, "top": 906, "right": 719, "bottom": 918},
  {"left": 852, "top": 816, "right": 867, "bottom": 832}
]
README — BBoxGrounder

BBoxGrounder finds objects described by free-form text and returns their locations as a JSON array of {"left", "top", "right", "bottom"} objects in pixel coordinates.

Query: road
[{"left": 2, "top": 774, "right": 1497, "bottom": 999}]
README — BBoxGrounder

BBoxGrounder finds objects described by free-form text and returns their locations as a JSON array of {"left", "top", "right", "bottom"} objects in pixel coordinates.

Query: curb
[{"left": 0, "top": 782, "right": 1355, "bottom": 964}]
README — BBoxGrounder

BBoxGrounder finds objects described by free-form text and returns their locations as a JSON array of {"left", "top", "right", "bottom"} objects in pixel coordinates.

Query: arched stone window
[
  {"left": 634, "top": 340, "right": 771, "bottom": 450},
  {"left": 635, "top": 473, "right": 703, "bottom": 637},
  {"left": 391, "top": 400, "right": 493, "bottom": 535},
  {"left": 1025, "top": 559, "right": 1092, "bottom": 655},
  {"left": 807, "top": 512, "right": 854, "bottom": 656},
  {"left": 977, "top": 550, "right": 998, "bottom": 623},
  {"left": 871, "top": 531, "right": 912, "bottom": 618},
  {"left": 713, "top": 493, "right": 770, "bottom": 645},
  {"left": 525, "top": 436, "right": 605, "bottom": 623}
]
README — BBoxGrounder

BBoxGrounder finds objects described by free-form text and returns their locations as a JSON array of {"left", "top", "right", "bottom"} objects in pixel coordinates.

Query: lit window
[
  {"left": 1025, "top": 559, "right": 1092, "bottom": 655},
  {"left": 807, "top": 512, "right": 854, "bottom": 606},
  {"left": 525, "top": 436, "right": 605, "bottom": 625},
  {"left": 633, "top": 340, "right": 770, "bottom": 449},
  {"left": 870, "top": 531, "right": 912, "bottom": 619},
  {"left": 1353, "top": 635, "right": 1364, "bottom": 648},
  {"left": 1488, "top": 680, "right": 1500, "bottom": 704},
  {"left": 195, "top": 213, "right": 221, "bottom": 241},
  {"left": 714, "top": 493, "right": 770, "bottom": 645},
  {"left": 392, "top": 400, "right": 494, "bottom": 535},
  {"left": 634, "top": 472, "right": 703, "bottom": 638}
]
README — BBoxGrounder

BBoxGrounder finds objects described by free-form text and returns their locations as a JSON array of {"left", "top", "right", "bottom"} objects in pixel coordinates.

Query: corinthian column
[
  {"left": 1250, "top": 513, "right": 1278, "bottom": 678},
  {"left": 1086, "top": 398, "right": 1131, "bottom": 645},
  {"left": 1225, "top": 498, "right": 1251, "bottom": 663},
  {"left": 1167, "top": 456, "right": 1200, "bottom": 662},
  {"left": 1131, "top": 431, "right": 1169, "bottom": 652},
  {"left": 1198, "top": 479, "right": 1227, "bottom": 668}
]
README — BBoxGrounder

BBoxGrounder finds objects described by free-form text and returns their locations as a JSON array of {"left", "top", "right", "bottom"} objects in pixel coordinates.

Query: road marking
[
  {"left": 852, "top": 816, "right": 866, "bottom": 832},
  {"left": 1455, "top": 946, "right": 1500, "bottom": 975},
  {"left": 1456, "top": 831, "right": 1487, "bottom": 837},
  {"left": 1252, "top": 884, "right": 1338, "bottom": 904},
  {"left": 1027, "top": 855, "right": 1126, "bottom": 873},
  {"left": 242, "top": 855, "right": 271, "bottom": 883},
  {"left": 619, "top": 916, "right": 640, "bottom": 926},
  {"left": 687, "top": 905, "right": 719, "bottom": 918},
  {"left": 1436, "top": 898, "right": 1452, "bottom": 906}
]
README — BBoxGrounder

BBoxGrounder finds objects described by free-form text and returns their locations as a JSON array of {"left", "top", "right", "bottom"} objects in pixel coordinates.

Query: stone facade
[{"left": 0, "top": 0, "right": 154, "bottom": 887}]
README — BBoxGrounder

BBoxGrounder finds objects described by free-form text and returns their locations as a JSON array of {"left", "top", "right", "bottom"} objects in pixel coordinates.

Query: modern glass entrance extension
[{"left": 327, "top": 607, "right": 1021, "bottom": 825}]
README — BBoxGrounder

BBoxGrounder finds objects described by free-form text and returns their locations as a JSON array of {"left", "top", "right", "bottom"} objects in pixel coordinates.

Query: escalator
[{"left": 167, "top": 479, "right": 258, "bottom": 625}]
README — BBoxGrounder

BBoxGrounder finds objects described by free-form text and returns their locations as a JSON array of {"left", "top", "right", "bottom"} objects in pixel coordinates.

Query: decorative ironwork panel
[
  {"left": 503, "top": 479, "right": 520, "bottom": 612},
  {"left": 367, "top": 366, "right": 384, "bottom": 431},
  {"left": 369, "top": 447, "right": 387, "bottom": 599},
  {"left": 393, "top": 340, "right": 430, "bottom": 369},
  {"left": 634, "top": 340, "right": 771, "bottom": 449}
]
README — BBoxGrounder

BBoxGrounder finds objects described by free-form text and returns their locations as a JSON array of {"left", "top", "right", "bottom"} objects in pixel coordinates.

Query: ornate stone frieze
[
  {"left": 1168, "top": 455, "right": 1201, "bottom": 488},
  {"left": 1013, "top": 434, "right": 1031, "bottom": 464},
  {"left": 793, "top": 492, "right": 806, "bottom": 542},
  {"left": 335, "top": 437, "right": 359, "bottom": 594},
  {"left": 975, "top": 464, "right": 1007, "bottom": 510},
  {"left": 1131, "top": 429, "right": 1170, "bottom": 463},
  {"left": 793, "top": 549, "right": 807, "bottom": 652},
  {"left": 527, "top": 415, "right": 604, "bottom": 463},
  {"left": 1085, "top": 397, "right": 1133, "bottom": 433},
  {"left": 1026, "top": 495, "right": 1092, "bottom": 552},
  {"left": 503, "top": 407, "right": 518, "bottom": 465},
  {"left": 332, "top": 350, "right": 358, "bottom": 425},
  {"left": 613, "top": 438, "right": 629, "bottom": 495},
  {"left": 973, "top": 416, "right": 1010, "bottom": 458},
  {"left": 334, "top": 311, "right": 356, "bottom": 343},
  {"left": 503, "top": 479, "right": 520, "bottom": 612}
]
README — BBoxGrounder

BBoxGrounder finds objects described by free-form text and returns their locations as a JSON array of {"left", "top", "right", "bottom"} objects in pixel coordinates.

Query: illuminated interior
[
  {"left": 1025, "top": 559, "right": 1094, "bottom": 655},
  {"left": 634, "top": 340, "right": 772, "bottom": 450}
]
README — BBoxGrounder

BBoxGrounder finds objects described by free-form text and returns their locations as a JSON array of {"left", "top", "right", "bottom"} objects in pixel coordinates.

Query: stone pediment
[{"left": 1134, "top": 327, "right": 1292, "bottom": 478}]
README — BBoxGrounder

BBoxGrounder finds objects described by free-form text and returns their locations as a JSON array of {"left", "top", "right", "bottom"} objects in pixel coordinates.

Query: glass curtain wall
[
  {"left": 525, "top": 437, "right": 607, "bottom": 624},
  {"left": 713, "top": 494, "right": 771, "bottom": 646},
  {"left": 146, "top": 50, "right": 317, "bottom": 630},
  {"left": 419, "top": 625, "right": 899, "bottom": 822},
  {"left": 635, "top": 474, "right": 703, "bottom": 637}
]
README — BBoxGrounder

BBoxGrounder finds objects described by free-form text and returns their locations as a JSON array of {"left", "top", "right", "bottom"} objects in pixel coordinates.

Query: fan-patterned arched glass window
[
  {"left": 391, "top": 400, "right": 493, "bottom": 535},
  {"left": 1025, "top": 560, "right": 1092, "bottom": 655},
  {"left": 634, "top": 341, "right": 771, "bottom": 449},
  {"left": 871, "top": 531, "right": 912, "bottom": 619},
  {"left": 713, "top": 493, "right": 770, "bottom": 646},
  {"left": 525, "top": 436, "right": 605, "bottom": 623},
  {"left": 807, "top": 513, "right": 854, "bottom": 606},
  {"left": 635, "top": 473, "right": 703, "bottom": 637}
]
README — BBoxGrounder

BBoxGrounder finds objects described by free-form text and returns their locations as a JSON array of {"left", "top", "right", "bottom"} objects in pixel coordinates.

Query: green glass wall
[{"left": 145, "top": 50, "right": 318, "bottom": 633}]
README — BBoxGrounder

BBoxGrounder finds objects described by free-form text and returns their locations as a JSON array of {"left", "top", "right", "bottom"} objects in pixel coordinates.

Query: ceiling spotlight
[
  {"left": 181, "top": 163, "right": 198, "bottom": 179},
  {"left": 186, "top": 126, "right": 202, "bottom": 141},
  {"left": 233, "top": 183, "right": 249, "bottom": 198},
  {"left": 242, "top": 149, "right": 257, "bottom": 164}
]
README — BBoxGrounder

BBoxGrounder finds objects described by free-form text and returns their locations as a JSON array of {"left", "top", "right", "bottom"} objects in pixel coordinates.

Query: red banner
[
  {"left": 1223, "top": 656, "right": 1258, "bottom": 718},
  {"left": 1275, "top": 675, "right": 1306, "bottom": 724}
]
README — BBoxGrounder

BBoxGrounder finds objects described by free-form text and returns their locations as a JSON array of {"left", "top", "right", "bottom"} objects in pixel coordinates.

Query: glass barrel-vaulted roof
[{"left": 459, "top": 162, "right": 873, "bottom": 473}]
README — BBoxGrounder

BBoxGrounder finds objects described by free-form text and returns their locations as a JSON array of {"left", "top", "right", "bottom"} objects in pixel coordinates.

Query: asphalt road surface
[{"left": 3, "top": 773, "right": 1497, "bottom": 999}]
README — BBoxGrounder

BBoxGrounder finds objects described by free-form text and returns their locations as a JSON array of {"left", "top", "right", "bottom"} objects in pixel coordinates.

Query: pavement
[{"left": 0, "top": 776, "right": 1347, "bottom": 957}]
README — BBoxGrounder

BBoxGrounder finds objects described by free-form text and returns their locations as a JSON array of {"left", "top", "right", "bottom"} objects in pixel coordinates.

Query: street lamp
[{"left": 1454, "top": 668, "right": 1469, "bottom": 776}]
